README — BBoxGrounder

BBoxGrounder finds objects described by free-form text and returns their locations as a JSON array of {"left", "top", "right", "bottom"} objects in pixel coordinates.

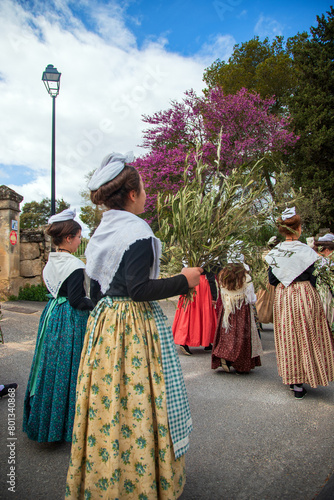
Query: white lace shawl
[
  {"left": 85, "top": 209, "right": 162, "bottom": 294},
  {"left": 43, "top": 253, "right": 86, "bottom": 298},
  {"left": 265, "top": 240, "right": 319, "bottom": 287},
  {"left": 220, "top": 275, "right": 256, "bottom": 331}
]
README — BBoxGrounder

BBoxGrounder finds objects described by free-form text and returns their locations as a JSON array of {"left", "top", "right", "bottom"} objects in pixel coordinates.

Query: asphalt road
[{"left": 0, "top": 299, "right": 333, "bottom": 500}]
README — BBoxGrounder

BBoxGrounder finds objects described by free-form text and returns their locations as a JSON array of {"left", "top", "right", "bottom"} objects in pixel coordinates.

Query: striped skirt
[
  {"left": 273, "top": 281, "right": 334, "bottom": 387},
  {"left": 65, "top": 297, "right": 188, "bottom": 500}
]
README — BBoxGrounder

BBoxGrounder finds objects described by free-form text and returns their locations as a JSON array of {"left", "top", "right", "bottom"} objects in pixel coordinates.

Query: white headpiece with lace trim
[
  {"left": 318, "top": 233, "right": 334, "bottom": 242},
  {"left": 48, "top": 208, "right": 76, "bottom": 224},
  {"left": 88, "top": 151, "right": 134, "bottom": 191},
  {"left": 281, "top": 207, "right": 296, "bottom": 221}
]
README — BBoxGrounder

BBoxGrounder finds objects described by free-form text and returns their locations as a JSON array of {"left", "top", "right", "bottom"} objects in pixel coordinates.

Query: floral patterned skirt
[
  {"left": 23, "top": 299, "right": 89, "bottom": 442},
  {"left": 65, "top": 297, "right": 186, "bottom": 500}
]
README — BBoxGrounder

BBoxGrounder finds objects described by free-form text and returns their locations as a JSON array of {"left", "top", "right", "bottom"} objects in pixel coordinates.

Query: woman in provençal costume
[
  {"left": 212, "top": 262, "right": 262, "bottom": 374},
  {"left": 265, "top": 207, "right": 334, "bottom": 400},
  {"left": 23, "top": 209, "right": 94, "bottom": 442},
  {"left": 313, "top": 233, "right": 334, "bottom": 334},
  {"left": 65, "top": 152, "right": 202, "bottom": 499}
]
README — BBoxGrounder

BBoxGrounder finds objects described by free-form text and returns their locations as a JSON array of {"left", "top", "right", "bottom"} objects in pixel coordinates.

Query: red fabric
[{"left": 172, "top": 274, "right": 217, "bottom": 347}]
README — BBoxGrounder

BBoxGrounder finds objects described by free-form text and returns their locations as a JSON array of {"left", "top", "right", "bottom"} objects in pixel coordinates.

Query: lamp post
[{"left": 42, "top": 64, "right": 61, "bottom": 216}]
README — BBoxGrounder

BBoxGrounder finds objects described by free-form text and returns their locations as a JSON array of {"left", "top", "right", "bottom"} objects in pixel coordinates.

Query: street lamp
[{"left": 42, "top": 64, "right": 61, "bottom": 216}]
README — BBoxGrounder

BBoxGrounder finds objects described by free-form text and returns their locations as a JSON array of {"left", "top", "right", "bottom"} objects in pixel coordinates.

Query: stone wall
[
  {"left": 1, "top": 227, "right": 51, "bottom": 298},
  {"left": 15, "top": 227, "right": 51, "bottom": 295}
]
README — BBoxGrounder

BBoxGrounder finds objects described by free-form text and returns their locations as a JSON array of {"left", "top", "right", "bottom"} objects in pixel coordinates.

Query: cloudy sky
[{"left": 0, "top": 0, "right": 331, "bottom": 232}]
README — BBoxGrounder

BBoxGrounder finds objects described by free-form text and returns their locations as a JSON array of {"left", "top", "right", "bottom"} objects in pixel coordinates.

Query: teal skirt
[{"left": 23, "top": 298, "right": 90, "bottom": 442}]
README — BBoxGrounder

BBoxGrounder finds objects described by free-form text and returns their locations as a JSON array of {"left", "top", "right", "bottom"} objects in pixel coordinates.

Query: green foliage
[
  {"left": 16, "top": 284, "right": 49, "bottom": 301},
  {"left": 202, "top": 7, "right": 334, "bottom": 233},
  {"left": 242, "top": 223, "right": 280, "bottom": 248},
  {"left": 157, "top": 145, "right": 272, "bottom": 271},
  {"left": 20, "top": 198, "right": 70, "bottom": 229},
  {"left": 203, "top": 35, "right": 308, "bottom": 114},
  {"left": 73, "top": 237, "right": 89, "bottom": 257},
  {"left": 313, "top": 254, "right": 334, "bottom": 296},
  {"left": 79, "top": 205, "right": 105, "bottom": 236},
  {"left": 288, "top": 7, "right": 334, "bottom": 229},
  {"left": 7, "top": 295, "right": 18, "bottom": 301},
  {"left": 79, "top": 170, "right": 105, "bottom": 235}
]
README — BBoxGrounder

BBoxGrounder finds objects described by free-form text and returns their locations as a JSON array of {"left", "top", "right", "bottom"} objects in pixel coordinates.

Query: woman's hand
[{"left": 181, "top": 267, "right": 203, "bottom": 288}]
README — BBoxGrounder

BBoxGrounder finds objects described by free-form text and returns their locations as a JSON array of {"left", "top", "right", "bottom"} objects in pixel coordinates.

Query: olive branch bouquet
[
  {"left": 313, "top": 254, "right": 334, "bottom": 296},
  {"left": 156, "top": 147, "right": 274, "bottom": 305}
]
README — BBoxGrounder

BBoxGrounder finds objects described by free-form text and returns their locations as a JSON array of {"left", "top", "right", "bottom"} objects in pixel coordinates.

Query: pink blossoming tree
[{"left": 133, "top": 87, "right": 298, "bottom": 223}]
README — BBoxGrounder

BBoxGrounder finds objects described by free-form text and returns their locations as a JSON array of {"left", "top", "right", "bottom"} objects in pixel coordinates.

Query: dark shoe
[
  {"left": 204, "top": 344, "right": 212, "bottom": 351},
  {"left": 289, "top": 384, "right": 294, "bottom": 391},
  {"left": 0, "top": 383, "right": 18, "bottom": 398},
  {"left": 220, "top": 359, "right": 230, "bottom": 372},
  {"left": 294, "top": 387, "right": 307, "bottom": 400},
  {"left": 235, "top": 370, "right": 250, "bottom": 375},
  {"left": 180, "top": 345, "right": 192, "bottom": 356}
]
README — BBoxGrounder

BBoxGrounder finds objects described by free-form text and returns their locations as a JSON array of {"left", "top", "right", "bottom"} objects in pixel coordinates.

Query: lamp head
[{"left": 42, "top": 64, "right": 61, "bottom": 97}]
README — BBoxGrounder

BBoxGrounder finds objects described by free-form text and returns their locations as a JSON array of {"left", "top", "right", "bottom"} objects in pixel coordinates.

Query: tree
[
  {"left": 134, "top": 87, "right": 298, "bottom": 225},
  {"left": 288, "top": 7, "right": 334, "bottom": 229},
  {"left": 20, "top": 198, "right": 70, "bottom": 229},
  {"left": 79, "top": 205, "right": 105, "bottom": 236},
  {"left": 79, "top": 171, "right": 105, "bottom": 235},
  {"left": 203, "top": 35, "right": 308, "bottom": 114}
]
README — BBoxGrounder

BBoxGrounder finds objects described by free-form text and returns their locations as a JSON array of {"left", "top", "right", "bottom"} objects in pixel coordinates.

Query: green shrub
[
  {"left": 7, "top": 295, "right": 18, "bottom": 301},
  {"left": 17, "top": 284, "right": 48, "bottom": 302}
]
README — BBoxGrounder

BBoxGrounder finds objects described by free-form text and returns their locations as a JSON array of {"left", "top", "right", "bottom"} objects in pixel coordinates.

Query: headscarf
[
  {"left": 318, "top": 233, "right": 334, "bottom": 242},
  {"left": 281, "top": 207, "right": 296, "bottom": 220},
  {"left": 88, "top": 151, "right": 134, "bottom": 191},
  {"left": 48, "top": 208, "right": 76, "bottom": 224}
]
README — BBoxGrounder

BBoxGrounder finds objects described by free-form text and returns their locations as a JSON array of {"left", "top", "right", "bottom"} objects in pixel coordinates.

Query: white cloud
[
  {"left": 0, "top": 0, "right": 234, "bottom": 235},
  {"left": 195, "top": 34, "right": 236, "bottom": 65},
  {"left": 254, "top": 14, "right": 284, "bottom": 38}
]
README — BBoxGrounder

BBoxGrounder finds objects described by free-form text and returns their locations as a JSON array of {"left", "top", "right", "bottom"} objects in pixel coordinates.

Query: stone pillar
[{"left": 0, "top": 185, "right": 23, "bottom": 299}]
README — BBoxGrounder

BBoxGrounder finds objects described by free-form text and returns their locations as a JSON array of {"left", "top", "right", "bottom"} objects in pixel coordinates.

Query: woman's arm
[
  {"left": 268, "top": 267, "right": 280, "bottom": 287},
  {"left": 124, "top": 239, "right": 189, "bottom": 301},
  {"left": 62, "top": 269, "right": 95, "bottom": 310}
]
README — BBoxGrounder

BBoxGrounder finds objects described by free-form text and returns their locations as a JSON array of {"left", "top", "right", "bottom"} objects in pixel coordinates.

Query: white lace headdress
[
  {"left": 318, "top": 233, "right": 334, "bottom": 242},
  {"left": 281, "top": 206, "right": 296, "bottom": 220},
  {"left": 88, "top": 152, "right": 134, "bottom": 190},
  {"left": 48, "top": 208, "right": 76, "bottom": 224}
]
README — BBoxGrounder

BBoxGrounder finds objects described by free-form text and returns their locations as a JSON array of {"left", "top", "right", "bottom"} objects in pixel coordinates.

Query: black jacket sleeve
[
  {"left": 268, "top": 267, "right": 280, "bottom": 287},
  {"left": 109, "top": 239, "right": 189, "bottom": 301},
  {"left": 59, "top": 269, "right": 94, "bottom": 310},
  {"left": 90, "top": 278, "right": 102, "bottom": 306}
]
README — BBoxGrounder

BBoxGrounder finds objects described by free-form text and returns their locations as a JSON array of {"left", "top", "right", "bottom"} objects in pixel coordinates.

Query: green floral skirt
[{"left": 65, "top": 297, "right": 186, "bottom": 500}]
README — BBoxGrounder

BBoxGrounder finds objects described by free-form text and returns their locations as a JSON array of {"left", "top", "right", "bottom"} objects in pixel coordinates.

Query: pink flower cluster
[{"left": 133, "top": 87, "right": 298, "bottom": 222}]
